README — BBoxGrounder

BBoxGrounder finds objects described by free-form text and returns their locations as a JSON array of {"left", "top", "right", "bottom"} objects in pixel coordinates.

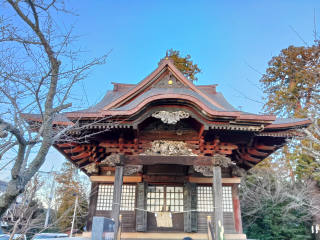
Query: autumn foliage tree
[
  {"left": 167, "top": 49, "right": 202, "bottom": 82},
  {"left": 260, "top": 41, "right": 320, "bottom": 117},
  {"left": 258, "top": 36, "right": 320, "bottom": 239}
]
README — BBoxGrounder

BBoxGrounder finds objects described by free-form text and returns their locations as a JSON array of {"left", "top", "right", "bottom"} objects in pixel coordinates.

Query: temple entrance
[{"left": 146, "top": 185, "right": 184, "bottom": 232}]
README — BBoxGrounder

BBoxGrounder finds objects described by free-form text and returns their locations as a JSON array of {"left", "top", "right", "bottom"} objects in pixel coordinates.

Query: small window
[
  {"left": 197, "top": 186, "right": 213, "bottom": 212},
  {"left": 146, "top": 186, "right": 184, "bottom": 212},
  {"left": 222, "top": 186, "right": 233, "bottom": 212},
  {"left": 97, "top": 185, "right": 113, "bottom": 211},
  {"left": 147, "top": 186, "right": 164, "bottom": 212},
  {"left": 166, "top": 186, "right": 183, "bottom": 212},
  {"left": 197, "top": 186, "right": 233, "bottom": 212},
  {"left": 121, "top": 185, "right": 136, "bottom": 211},
  {"left": 96, "top": 184, "right": 136, "bottom": 211}
]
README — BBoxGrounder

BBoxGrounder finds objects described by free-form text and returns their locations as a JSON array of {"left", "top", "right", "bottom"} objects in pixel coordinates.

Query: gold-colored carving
[{"left": 140, "top": 140, "right": 197, "bottom": 156}]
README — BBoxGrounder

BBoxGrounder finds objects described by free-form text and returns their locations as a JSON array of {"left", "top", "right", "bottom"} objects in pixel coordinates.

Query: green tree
[
  {"left": 260, "top": 41, "right": 320, "bottom": 117},
  {"left": 56, "top": 161, "right": 89, "bottom": 233},
  {"left": 167, "top": 49, "right": 202, "bottom": 82}
]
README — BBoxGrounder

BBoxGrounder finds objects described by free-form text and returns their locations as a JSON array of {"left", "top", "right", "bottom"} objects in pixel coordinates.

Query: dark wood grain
[
  {"left": 212, "top": 167, "right": 223, "bottom": 240},
  {"left": 143, "top": 175, "right": 188, "bottom": 183},
  {"left": 111, "top": 166, "right": 124, "bottom": 240},
  {"left": 136, "top": 182, "right": 148, "bottom": 232},
  {"left": 124, "top": 155, "right": 212, "bottom": 166}
]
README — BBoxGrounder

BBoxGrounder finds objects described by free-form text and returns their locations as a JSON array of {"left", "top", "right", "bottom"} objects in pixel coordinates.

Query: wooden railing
[{"left": 207, "top": 216, "right": 215, "bottom": 240}]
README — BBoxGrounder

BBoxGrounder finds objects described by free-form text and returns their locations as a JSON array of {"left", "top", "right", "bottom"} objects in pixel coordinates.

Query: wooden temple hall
[{"left": 39, "top": 56, "right": 309, "bottom": 239}]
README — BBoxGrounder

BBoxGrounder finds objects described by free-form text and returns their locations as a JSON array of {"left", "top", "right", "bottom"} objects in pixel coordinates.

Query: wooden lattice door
[{"left": 146, "top": 185, "right": 184, "bottom": 232}]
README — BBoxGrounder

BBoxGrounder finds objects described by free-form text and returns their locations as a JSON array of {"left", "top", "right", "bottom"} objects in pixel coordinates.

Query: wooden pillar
[
  {"left": 232, "top": 183, "right": 243, "bottom": 233},
  {"left": 212, "top": 166, "right": 223, "bottom": 240},
  {"left": 86, "top": 182, "right": 98, "bottom": 231},
  {"left": 111, "top": 166, "right": 124, "bottom": 240}
]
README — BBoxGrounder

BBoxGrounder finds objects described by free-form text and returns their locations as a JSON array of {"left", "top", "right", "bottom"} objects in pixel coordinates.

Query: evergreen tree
[
  {"left": 56, "top": 161, "right": 89, "bottom": 233},
  {"left": 167, "top": 49, "right": 202, "bottom": 82}
]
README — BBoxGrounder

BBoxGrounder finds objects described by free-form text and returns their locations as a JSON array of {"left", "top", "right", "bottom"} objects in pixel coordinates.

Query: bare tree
[
  {"left": 1, "top": 172, "right": 91, "bottom": 239},
  {"left": 0, "top": 0, "right": 109, "bottom": 216},
  {"left": 3, "top": 174, "right": 44, "bottom": 240},
  {"left": 240, "top": 165, "right": 320, "bottom": 238}
]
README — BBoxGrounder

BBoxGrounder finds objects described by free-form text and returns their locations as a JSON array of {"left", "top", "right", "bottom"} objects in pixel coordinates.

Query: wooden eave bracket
[{"left": 199, "top": 125, "right": 209, "bottom": 139}]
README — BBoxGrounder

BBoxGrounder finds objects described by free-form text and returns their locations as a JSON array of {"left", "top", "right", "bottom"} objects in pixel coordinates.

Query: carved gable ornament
[
  {"left": 140, "top": 140, "right": 197, "bottom": 156},
  {"left": 151, "top": 75, "right": 188, "bottom": 90},
  {"left": 152, "top": 111, "right": 190, "bottom": 124},
  {"left": 142, "top": 119, "right": 196, "bottom": 135}
]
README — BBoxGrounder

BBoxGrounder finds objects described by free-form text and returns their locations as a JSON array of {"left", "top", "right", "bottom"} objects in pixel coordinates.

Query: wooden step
[{"left": 82, "top": 232, "right": 246, "bottom": 239}]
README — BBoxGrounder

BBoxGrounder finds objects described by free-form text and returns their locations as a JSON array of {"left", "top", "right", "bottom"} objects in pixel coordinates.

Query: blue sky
[{"left": 1, "top": 0, "right": 320, "bottom": 180}]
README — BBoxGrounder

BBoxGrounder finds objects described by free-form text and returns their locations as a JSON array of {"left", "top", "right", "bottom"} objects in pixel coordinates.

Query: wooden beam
[
  {"left": 71, "top": 152, "right": 91, "bottom": 160},
  {"left": 255, "top": 144, "right": 276, "bottom": 151},
  {"left": 112, "top": 166, "right": 123, "bottom": 240},
  {"left": 199, "top": 125, "right": 208, "bottom": 139},
  {"left": 240, "top": 154, "right": 261, "bottom": 163},
  {"left": 143, "top": 175, "right": 188, "bottom": 183},
  {"left": 82, "top": 232, "right": 247, "bottom": 239},
  {"left": 124, "top": 155, "right": 212, "bottom": 166},
  {"left": 99, "top": 166, "right": 116, "bottom": 171},
  {"left": 243, "top": 160, "right": 254, "bottom": 167},
  {"left": 56, "top": 143, "right": 76, "bottom": 148},
  {"left": 189, "top": 177, "right": 241, "bottom": 184},
  {"left": 247, "top": 148, "right": 268, "bottom": 157},
  {"left": 76, "top": 157, "right": 89, "bottom": 165},
  {"left": 212, "top": 167, "right": 223, "bottom": 240},
  {"left": 64, "top": 146, "right": 83, "bottom": 153},
  {"left": 90, "top": 176, "right": 142, "bottom": 183}
]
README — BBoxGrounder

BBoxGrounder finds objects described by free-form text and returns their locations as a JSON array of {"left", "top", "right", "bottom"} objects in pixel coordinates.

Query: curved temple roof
[
  {"left": 21, "top": 55, "right": 313, "bottom": 174},
  {"left": 24, "top": 56, "right": 311, "bottom": 130}
]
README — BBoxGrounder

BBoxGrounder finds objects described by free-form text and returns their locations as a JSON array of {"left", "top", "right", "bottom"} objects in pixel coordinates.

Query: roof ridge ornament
[
  {"left": 152, "top": 110, "right": 190, "bottom": 124},
  {"left": 158, "top": 53, "right": 174, "bottom": 66}
]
